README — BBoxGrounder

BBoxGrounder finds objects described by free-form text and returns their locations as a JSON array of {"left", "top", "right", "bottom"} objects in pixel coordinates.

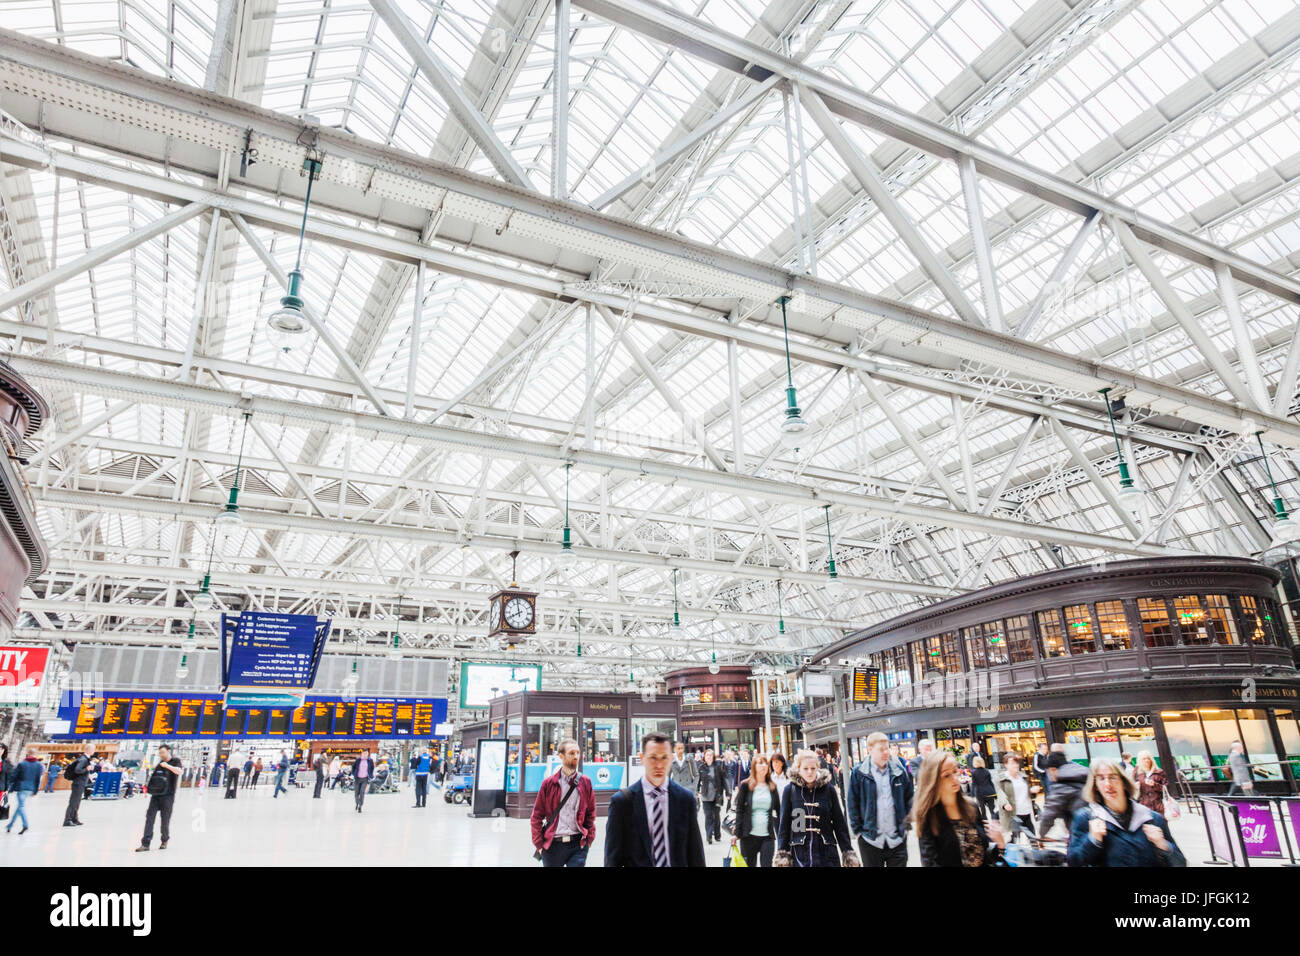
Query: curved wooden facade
[
  {"left": 0, "top": 359, "right": 49, "bottom": 638},
  {"left": 805, "top": 557, "right": 1300, "bottom": 793}
]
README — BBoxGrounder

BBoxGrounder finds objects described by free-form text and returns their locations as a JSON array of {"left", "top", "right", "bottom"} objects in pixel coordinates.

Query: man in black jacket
[
  {"left": 605, "top": 732, "right": 705, "bottom": 867},
  {"left": 135, "top": 744, "right": 182, "bottom": 851},
  {"left": 62, "top": 742, "right": 96, "bottom": 827},
  {"left": 1038, "top": 752, "right": 1088, "bottom": 838},
  {"left": 313, "top": 753, "right": 326, "bottom": 798}
]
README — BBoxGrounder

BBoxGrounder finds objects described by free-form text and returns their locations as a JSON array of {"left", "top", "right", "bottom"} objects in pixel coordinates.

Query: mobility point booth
[{"left": 484, "top": 689, "right": 680, "bottom": 818}]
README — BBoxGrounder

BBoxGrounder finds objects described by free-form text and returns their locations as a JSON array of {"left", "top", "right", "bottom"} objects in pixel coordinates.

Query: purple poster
[
  {"left": 1287, "top": 800, "right": 1300, "bottom": 856},
  {"left": 1223, "top": 798, "right": 1281, "bottom": 859},
  {"left": 1204, "top": 800, "right": 1234, "bottom": 862}
]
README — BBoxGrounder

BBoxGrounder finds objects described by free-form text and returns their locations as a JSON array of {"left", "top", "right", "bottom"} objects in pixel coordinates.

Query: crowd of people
[{"left": 529, "top": 731, "right": 1191, "bottom": 867}]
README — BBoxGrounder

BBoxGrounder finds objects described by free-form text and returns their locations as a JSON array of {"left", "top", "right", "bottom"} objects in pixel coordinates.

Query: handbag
[{"left": 0, "top": 794, "right": 9, "bottom": 822}]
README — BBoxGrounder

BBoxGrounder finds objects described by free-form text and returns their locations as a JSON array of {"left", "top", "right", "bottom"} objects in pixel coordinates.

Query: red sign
[{"left": 0, "top": 646, "right": 49, "bottom": 703}]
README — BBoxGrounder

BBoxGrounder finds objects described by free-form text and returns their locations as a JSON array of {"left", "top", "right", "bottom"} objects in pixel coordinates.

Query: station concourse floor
[{"left": 0, "top": 778, "right": 1241, "bottom": 867}]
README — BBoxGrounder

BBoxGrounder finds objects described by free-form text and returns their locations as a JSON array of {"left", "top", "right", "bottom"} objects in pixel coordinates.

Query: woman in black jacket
[
  {"left": 697, "top": 749, "right": 730, "bottom": 844},
  {"left": 913, "top": 752, "right": 1006, "bottom": 867},
  {"left": 774, "top": 751, "right": 860, "bottom": 868},
  {"left": 731, "top": 753, "right": 779, "bottom": 866},
  {"left": 969, "top": 755, "right": 997, "bottom": 820}
]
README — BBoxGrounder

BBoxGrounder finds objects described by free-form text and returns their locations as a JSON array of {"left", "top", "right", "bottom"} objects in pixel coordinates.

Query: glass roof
[{"left": 5, "top": 0, "right": 1300, "bottom": 686}]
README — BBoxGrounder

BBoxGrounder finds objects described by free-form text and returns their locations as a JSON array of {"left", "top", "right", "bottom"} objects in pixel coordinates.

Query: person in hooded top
[{"left": 774, "top": 750, "right": 860, "bottom": 868}]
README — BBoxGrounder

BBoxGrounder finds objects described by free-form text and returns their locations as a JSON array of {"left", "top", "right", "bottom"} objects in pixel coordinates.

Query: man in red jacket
[{"left": 529, "top": 739, "right": 596, "bottom": 867}]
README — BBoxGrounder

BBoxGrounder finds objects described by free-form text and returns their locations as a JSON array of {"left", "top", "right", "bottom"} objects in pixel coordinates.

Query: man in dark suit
[{"left": 605, "top": 733, "right": 706, "bottom": 868}]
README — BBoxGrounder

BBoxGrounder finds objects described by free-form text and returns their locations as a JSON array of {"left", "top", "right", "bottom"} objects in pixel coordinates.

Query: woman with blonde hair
[
  {"left": 912, "top": 752, "right": 1005, "bottom": 867},
  {"left": 1133, "top": 751, "right": 1166, "bottom": 816},
  {"left": 774, "top": 750, "right": 859, "bottom": 867},
  {"left": 1067, "top": 757, "right": 1185, "bottom": 867}
]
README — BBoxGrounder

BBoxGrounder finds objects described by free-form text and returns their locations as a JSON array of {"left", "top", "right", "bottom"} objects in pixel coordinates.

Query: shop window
[
  {"left": 526, "top": 717, "right": 574, "bottom": 764},
  {"left": 1084, "top": 717, "right": 1121, "bottom": 761},
  {"left": 681, "top": 687, "right": 701, "bottom": 706},
  {"left": 888, "top": 646, "right": 911, "bottom": 687},
  {"left": 1236, "top": 708, "right": 1282, "bottom": 784},
  {"left": 1004, "top": 614, "right": 1035, "bottom": 664},
  {"left": 962, "top": 625, "right": 986, "bottom": 670},
  {"left": 1174, "top": 595, "right": 1211, "bottom": 645},
  {"left": 1036, "top": 609, "right": 1068, "bottom": 658},
  {"left": 583, "top": 718, "right": 623, "bottom": 764},
  {"left": 507, "top": 720, "right": 523, "bottom": 768},
  {"left": 940, "top": 631, "right": 962, "bottom": 674},
  {"left": 1199, "top": 709, "right": 1239, "bottom": 782},
  {"left": 1160, "top": 711, "right": 1212, "bottom": 782},
  {"left": 718, "top": 684, "right": 751, "bottom": 703},
  {"left": 630, "top": 718, "right": 678, "bottom": 774},
  {"left": 1275, "top": 709, "right": 1300, "bottom": 780},
  {"left": 1118, "top": 720, "right": 1157, "bottom": 767},
  {"left": 1137, "top": 597, "right": 1176, "bottom": 648},
  {"left": 1236, "top": 595, "right": 1270, "bottom": 645},
  {"left": 1203, "top": 595, "right": 1239, "bottom": 645},
  {"left": 913, "top": 638, "right": 943, "bottom": 679},
  {"left": 1095, "top": 600, "right": 1131, "bottom": 651},
  {"left": 1262, "top": 597, "right": 1290, "bottom": 647},
  {"left": 1054, "top": 718, "right": 1088, "bottom": 766},
  {"left": 984, "top": 621, "right": 1010, "bottom": 667},
  {"left": 1064, "top": 604, "right": 1098, "bottom": 655}
]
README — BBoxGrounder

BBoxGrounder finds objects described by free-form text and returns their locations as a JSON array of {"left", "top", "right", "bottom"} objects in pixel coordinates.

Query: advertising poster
[
  {"left": 459, "top": 662, "right": 541, "bottom": 709},
  {"left": 0, "top": 645, "right": 50, "bottom": 704},
  {"left": 1223, "top": 798, "right": 1282, "bottom": 859}
]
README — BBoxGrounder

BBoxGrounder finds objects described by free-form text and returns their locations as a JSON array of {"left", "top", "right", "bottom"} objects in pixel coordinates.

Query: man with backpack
[
  {"left": 1038, "top": 752, "right": 1088, "bottom": 838},
  {"left": 136, "top": 744, "right": 182, "bottom": 851},
  {"left": 62, "top": 742, "right": 96, "bottom": 827}
]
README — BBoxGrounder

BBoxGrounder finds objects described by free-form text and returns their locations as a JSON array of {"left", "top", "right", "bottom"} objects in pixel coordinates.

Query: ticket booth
[{"left": 488, "top": 689, "right": 680, "bottom": 818}]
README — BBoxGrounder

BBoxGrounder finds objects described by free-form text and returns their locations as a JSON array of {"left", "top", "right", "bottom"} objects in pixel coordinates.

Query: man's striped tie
[{"left": 651, "top": 786, "right": 669, "bottom": 867}]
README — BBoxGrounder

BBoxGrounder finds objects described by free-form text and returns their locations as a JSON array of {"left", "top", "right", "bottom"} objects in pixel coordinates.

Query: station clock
[{"left": 488, "top": 589, "right": 537, "bottom": 638}]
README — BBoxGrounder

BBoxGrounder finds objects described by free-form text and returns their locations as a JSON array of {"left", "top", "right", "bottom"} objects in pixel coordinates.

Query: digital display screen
[
  {"left": 852, "top": 667, "right": 879, "bottom": 705},
  {"left": 394, "top": 703, "right": 413, "bottom": 735},
  {"left": 246, "top": 709, "right": 268, "bottom": 735},
  {"left": 50, "top": 693, "right": 445, "bottom": 739},
  {"left": 100, "top": 698, "right": 129, "bottom": 735},
  {"left": 353, "top": 702, "right": 375, "bottom": 736},
  {"left": 333, "top": 703, "right": 354, "bottom": 735},
  {"left": 413, "top": 703, "right": 433, "bottom": 737},
  {"left": 459, "top": 662, "right": 541, "bottom": 709},
  {"left": 128, "top": 699, "right": 153, "bottom": 734},
  {"left": 373, "top": 702, "right": 394, "bottom": 736},
  {"left": 75, "top": 698, "right": 100, "bottom": 735},
  {"left": 223, "top": 708, "right": 245, "bottom": 735},
  {"left": 177, "top": 699, "right": 201, "bottom": 735},
  {"left": 150, "top": 700, "right": 178, "bottom": 736},
  {"left": 200, "top": 700, "right": 222, "bottom": 735}
]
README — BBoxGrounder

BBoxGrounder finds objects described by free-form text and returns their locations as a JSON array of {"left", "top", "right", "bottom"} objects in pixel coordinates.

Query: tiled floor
[{"left": 0, "top": 779, "right": 1260, "bottom": 867}]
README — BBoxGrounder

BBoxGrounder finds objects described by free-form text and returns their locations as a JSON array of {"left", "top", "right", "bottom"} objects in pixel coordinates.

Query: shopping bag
[
  {"left": 726, "top": 843, "right": 748, "bottom": 868},
  {"left": 1163, "top": 789, "right": 1182, "bottom": 820},
  {"left": 0, "top": 795, "right": 9, "bottom": 822}
]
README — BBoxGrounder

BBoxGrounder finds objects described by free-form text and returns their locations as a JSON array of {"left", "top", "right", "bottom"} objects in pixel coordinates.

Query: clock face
[
  {"left": 504, "top": 596, "right": 534, "bottom": 630},
  {"left": 489, "top": 599, "right": 501, "bottom": 632}
]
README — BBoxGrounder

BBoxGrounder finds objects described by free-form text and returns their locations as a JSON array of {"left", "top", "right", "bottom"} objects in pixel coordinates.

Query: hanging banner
[
  {"left": 0, "top": 645, "right": 50, "bottom": 704},
  {"left": 222, "top": 612, "right": 330, "bottom": 706}
]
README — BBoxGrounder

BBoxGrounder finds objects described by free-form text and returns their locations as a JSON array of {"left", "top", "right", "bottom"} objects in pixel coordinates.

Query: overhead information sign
[
  {"left": 51, "top": 692, "right": 447, "bottom": 739},
  {"left": 221, "top": 612, "right": 331, "bottom": 706},
  {"left": 852, "top": 667, "right": 879, "bottom": 705}
]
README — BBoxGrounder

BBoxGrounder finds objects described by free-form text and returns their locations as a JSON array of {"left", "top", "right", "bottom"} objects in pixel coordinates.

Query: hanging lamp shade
[
  {"left": 175, "top": 654, "right": 190, "bottom": 680},
  {"left": 1100, "top": 388, "right": 1145, "bottom": 521},
  {"left": 776, "top": 295, "right": 808, "bottom": 451},
  {"left": 266, "top": 157, "right": 322, "bottom": 342},
  {"left": 560, "top": 463, "right": 577, "bottom": 563},
  {"left": 192, "top": 578, "right": 215, "bottom": 611}
]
